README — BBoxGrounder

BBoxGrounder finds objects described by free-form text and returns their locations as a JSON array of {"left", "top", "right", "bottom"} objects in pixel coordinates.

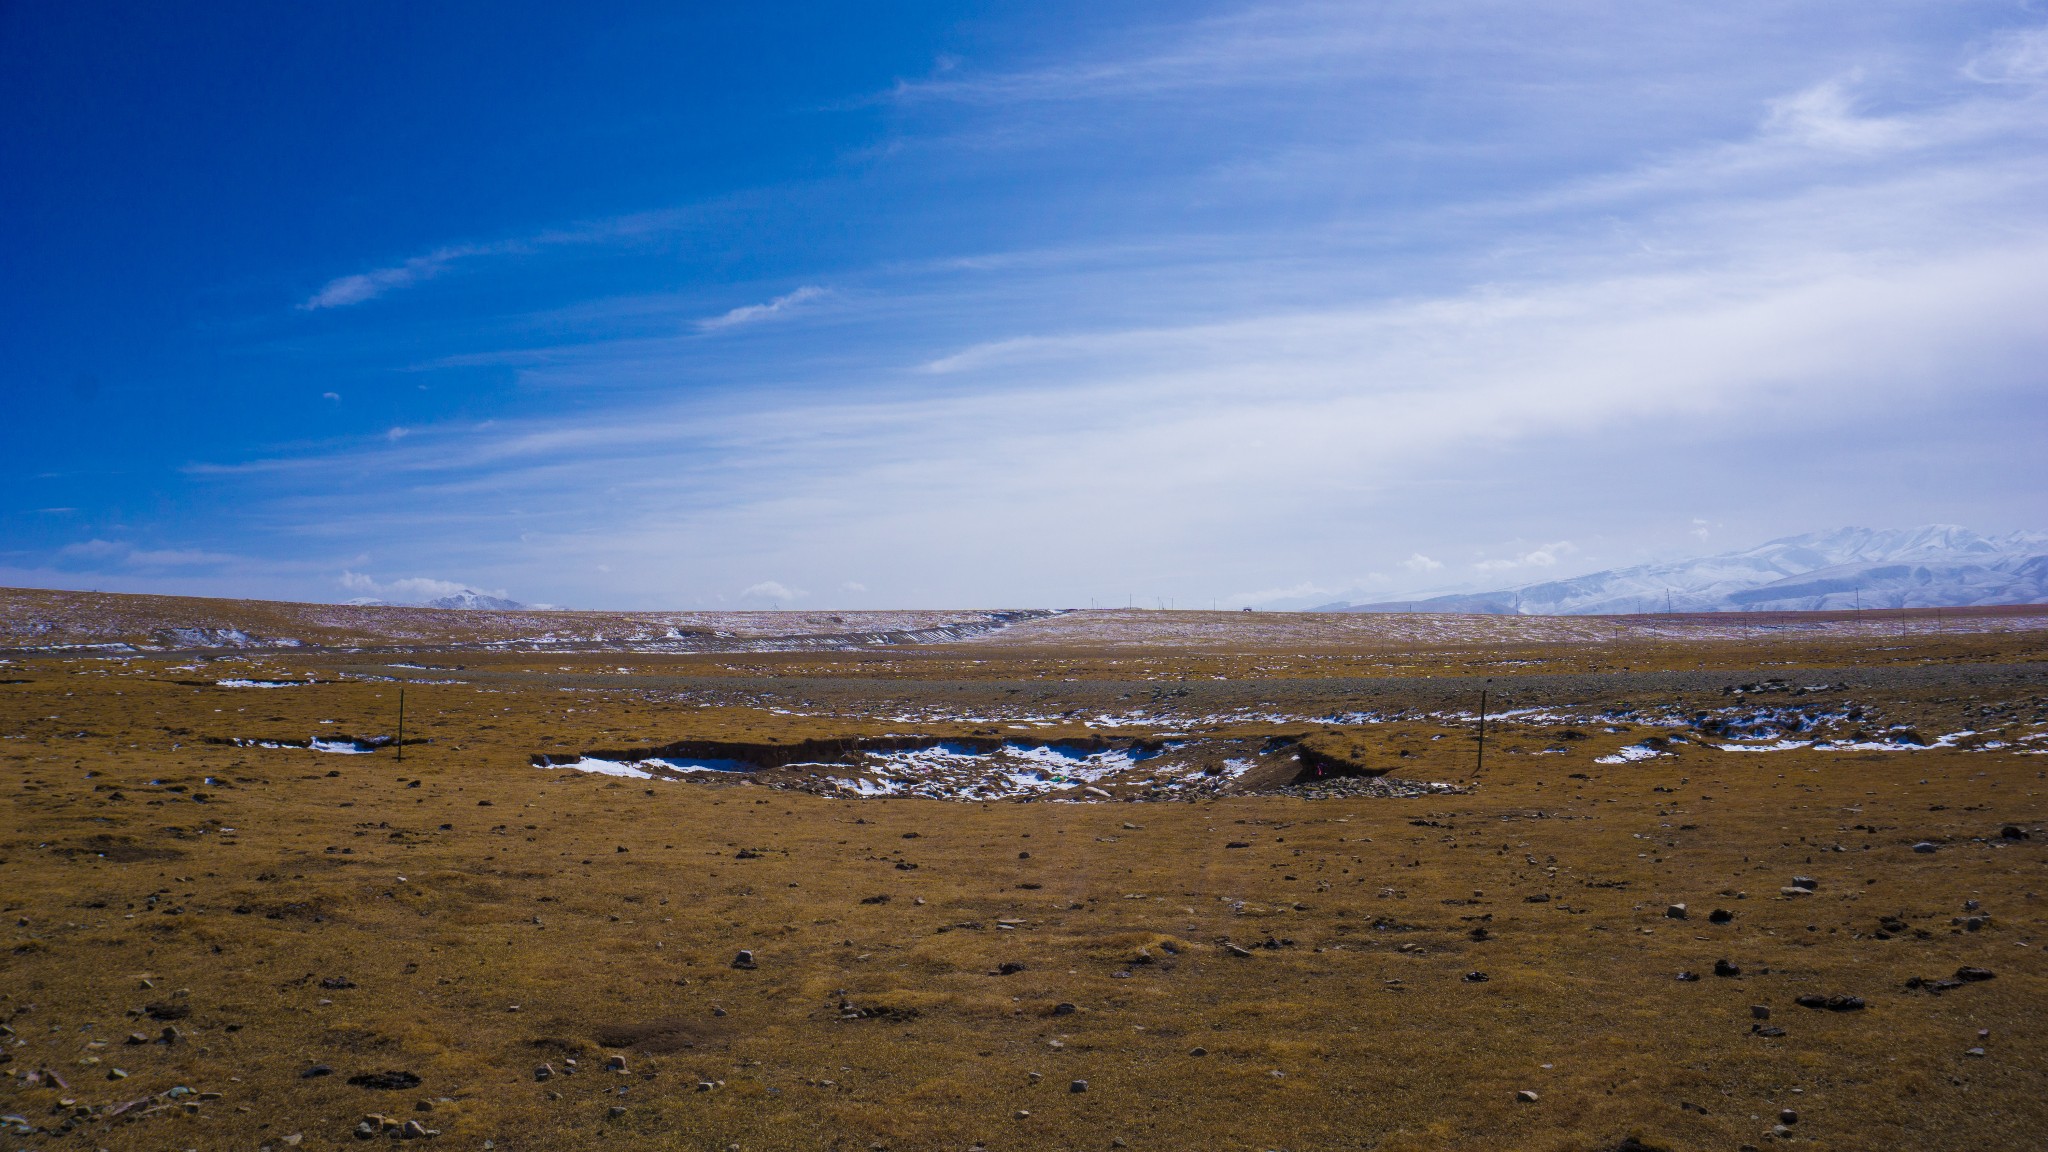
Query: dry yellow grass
[{"left": 2, "top": 594, "right": 2045, "bottom": 1150}]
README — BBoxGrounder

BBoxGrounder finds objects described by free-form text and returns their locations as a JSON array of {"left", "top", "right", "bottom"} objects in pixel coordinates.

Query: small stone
[
  {"left": 107, "top": 1068, "right": 128, "bottom": 1080},
  {"left": 1955, "top": 966, "right": 1995, "bottom": 982},
  {"left": 606, "top": 1055, "right": 628, "bottom": 1072},
  {"left": 534, "top": 1063, "right": 555, "bottom": 1082},
  {"left": 1666, "top": 903, "right": 1688, "bottom": 919},
  {"left": 1515, "top": 1089, "right": 1538, "bottom": 1103},
  {"left": 282, "top": 1136, "right": 302, "bottom": 1147},
  {"left": 1715, "top": 959, "right": 1742, "bottom": 978},
  {"left": 1911, "top": 842, "right": 1939, "bottom": 854},
  {"left": 1188, "top": 1046, "right": 1208, "bottom": 1057},
  {"left": 302, "top": 1065, "right": 334, "bottom": 1078},
  {"left": 126, "top": 1032, "right": 151, "bottom": 1045},
  {"left": 1709, "top": 909, "right": 1734, "bottom": 924},
  {"left": 402, "top": 1120, "right": 428, "bottom": 1139},
  {"left": 1463, "top": 971, "right": 1489, "bottom": 983},
  {"left": 697, "top": 1081, "right": 716, "bottom": 1092},
  {"left": 1790, "top": 876, "right": 1818, "bottom": 890},
  {"left": 1052, "top": 1002, "right": 1077, "bottom": 1016},
  {"left": 732, "top": 949, "right": 757, "bottom": 969},
  {"left": 1779, "top": 1108, "right": 1797, "bottom": 1124},
  {"left": 997, "top": 962, "right": 1027, "bottom": 975},
  {"left": 1014, "top": 1110, "right": 1031, "bottom": 1119},
  {"left": 1751, "top": 1005, "right": 1771, "bottom": 1020},
  {"left": 712, "top": 1006, "right": 728, "bottom": 1017},
  {"left": 1772, "top": 1124, "right": 1792, "bottom": 1139},
  {"left": 1676, "top": 971, "right": 1700, "bottom": 982},
  {"left": 607, "top": 1106, "right": 627, "bottom": 1119},
  {"left": 1965, "top": 1046, "right": 1986, "bottom": 1057},
  {"left": 1069, "top": 1079, "right": 1088, "bottom": 1093},
  {"left": 1224, "top": 943, "right": 1254, "bottom": 958}
]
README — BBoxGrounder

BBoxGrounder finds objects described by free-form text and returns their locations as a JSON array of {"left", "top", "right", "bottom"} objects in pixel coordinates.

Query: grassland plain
[{"left": 2, "top": 593, "right": 2046, "bottom": 1151}]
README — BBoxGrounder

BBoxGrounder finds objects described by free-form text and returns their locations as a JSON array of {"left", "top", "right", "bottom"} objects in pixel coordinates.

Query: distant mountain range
[
  {"left": 1316, "top": 526, "right": 2048, "bottom": 615},
  {"left": 343, "top": 589, "right": 529, "bottom": 610}
]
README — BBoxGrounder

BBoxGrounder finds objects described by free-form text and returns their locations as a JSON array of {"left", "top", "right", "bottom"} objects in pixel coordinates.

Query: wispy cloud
[
  {"left": 302, "top": 244, "right": 499, "bottom": 310},
  {"left": 697, "top": 286, "right": 828, "bottom": 332}
]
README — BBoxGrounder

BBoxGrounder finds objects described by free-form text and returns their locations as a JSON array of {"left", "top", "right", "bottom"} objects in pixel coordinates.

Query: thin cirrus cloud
[
  {"left": 697, "top": 286, "right": 829, "bottom": 332},
  {"left": 301, "top": 244, "right": 498, "bottom": 310}
]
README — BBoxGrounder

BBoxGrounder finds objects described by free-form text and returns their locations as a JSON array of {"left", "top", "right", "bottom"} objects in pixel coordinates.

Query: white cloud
[
  {"left": 322, "top": 391, "right": 341, "bottom": 402},
  {"left": 697, "top": 286, "right": 828, "bottom": 332},
  {"left": 740, "top": 580, "right": 805, "bottom": 602},
  {"left": 1965, "top": 25, "right": 2048, "bottom": 85},
  {"left": 1403, "top": 554, "right": 1443, "bottom": 573},
  {"left": 1761, "top": 77, "right": 1915, "bottom": 153},
  {"left": 302, "top": 245, "right": 497, "bottom": 310},
  {"left": 1473, "top": 541, "right": 1577, "bottom": 572},
  {"left": 840, "top": 581, "right": 868, "bottom": 593}
]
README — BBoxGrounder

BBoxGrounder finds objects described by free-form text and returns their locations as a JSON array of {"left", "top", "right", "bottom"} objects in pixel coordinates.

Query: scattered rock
[
  {"left": 1779, "top": 1109, "right": 1797, "bottom": 1125},
  {"left": 605, "top": 1055, "right": 628, "bottom": 1072},
  {"left": 533, "top": 1064, "right": 554, "bottom": 1082},
  {"left": 1965, "top": 1047, "right": 1987, "bottom": 1058},
  {"left": 608, "top": 1106, "right": 627, "bottom": 1119},
  {"left": 1014, "top": 1110, "right": 1030, "bottom": 1120},
  {"left": 1751, "top": 1005, "right": 1771, "bottom": 1020},
  {"left": 1789, "top": 877, "right": 1818, "bottom": 891},
  {"left": 1709, "top": 909, "right": 1734, "bottom": 924},
  {"left": 1051, "top": 1003, "right": 1077, "bottom": 1016},
  {"left": 1666, "top": 904, "right": 1688, "bottom": 919},
  {"left": 2000, "top": 825, "right": 2029, "bottom": 840},
  {"left": 732, "top": 950, "right": 757, "bottom": 970},
  {"left": 1069, "top": 1079, "right": 1088, "bottom": 1093},
  {"left": 997, "top": 962, "right": 1027, "bottom": 975},
  {"left": 1955, "top": 966, "right": 1995, "bottom": 982},
  {"left": 1714, "top": 960, "right": 1742, "bottom": 978},
  {"left": 1911, "top": 842, "right": 1940, "bottom": 854},
  {"left": 1223, "top": 943, "right": 1254, "bottom": 958},
  {"left": 301, "top": 1065, "right": 334, "bottom": 1079},
  {"left": 1463, "top": 971, "right": 1489, "bottom": 983},
  {"left": 1515, "top": 1089, "right": 1539, "bottom": 1103},
  {"left": 1188, "top": 1047, "right": 1207, "bottom": 1057},
  {"left": 1676, "top": 971, "right": 1700, "bottom": 982},
  {"left": 1794, "top": 994, "right": 1864, "bottom": 1012}
]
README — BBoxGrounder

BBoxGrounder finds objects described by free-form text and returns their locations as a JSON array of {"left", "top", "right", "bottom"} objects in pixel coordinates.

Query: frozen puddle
[
  {"left": 546, "top": 755, "right": 756, "bottom": 779},
  {"left": 215, "top": 679, "right": 313, "bottom": 688},
  {"left": 209, "top": 735, "right": 389, "bottom": 754},
  {"left": 531, "top": 733, "right": 1361, "bottom": 801}
]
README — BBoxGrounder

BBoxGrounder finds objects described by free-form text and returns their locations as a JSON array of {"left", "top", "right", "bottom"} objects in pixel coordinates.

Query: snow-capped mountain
[
  {"left": 1321, "top": 526, "right": 2048, "bottom": 615},
  {"left": 422, "top": 589, "right": 527, "bottom": 610}
]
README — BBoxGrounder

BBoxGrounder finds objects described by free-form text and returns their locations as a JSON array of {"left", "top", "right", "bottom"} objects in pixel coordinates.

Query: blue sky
[{"left": 4, "top": 2, "right": 2046, "bottom": 609}]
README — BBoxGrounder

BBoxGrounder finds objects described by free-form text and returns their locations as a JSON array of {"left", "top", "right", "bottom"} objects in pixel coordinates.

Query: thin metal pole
[
  {"left": 396, "top": 686, "right": 405, "bottom": 762},
  {"left": 1476, "top": 682, "right": 1489, "bottom": 776}
]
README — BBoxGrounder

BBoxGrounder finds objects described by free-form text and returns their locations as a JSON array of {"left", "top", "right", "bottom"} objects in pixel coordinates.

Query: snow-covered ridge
[{"left": 1321, "top": 526, "right": 2048, "bottom": 614}]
